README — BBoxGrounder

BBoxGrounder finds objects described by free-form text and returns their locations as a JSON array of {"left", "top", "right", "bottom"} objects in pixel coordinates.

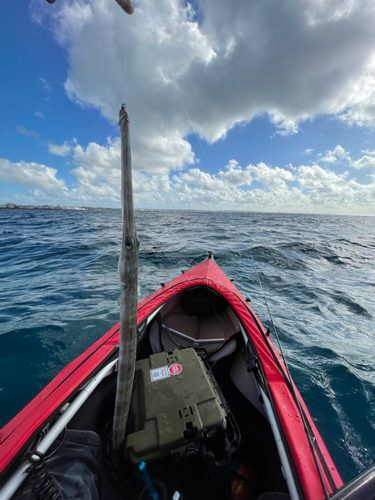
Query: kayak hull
[{"left": 0, "top": 258, "right": 343, "bottom": 500}]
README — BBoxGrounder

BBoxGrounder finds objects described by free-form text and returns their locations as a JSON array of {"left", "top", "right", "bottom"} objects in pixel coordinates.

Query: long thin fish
[{"left": 112, "top": 104, "right": 140, "bottom": 457}]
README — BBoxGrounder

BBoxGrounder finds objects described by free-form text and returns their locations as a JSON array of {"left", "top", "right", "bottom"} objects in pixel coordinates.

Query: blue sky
[{"left": 1, "top": 0, "right": 375, "bottom": 213}]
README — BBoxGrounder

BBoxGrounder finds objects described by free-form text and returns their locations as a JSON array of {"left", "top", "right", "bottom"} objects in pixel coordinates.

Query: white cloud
[
  {"left": 168, "top": 161, "right": 375, "bottom": 212},
  {"left": 38, "top": 77, "right": 51, "bottom": 91},
  {"left": 17, "top": 126, "right": 38, "bottom": 139},
  {"left": 297, "top": 164, "right": 375, "bottom": 209},
  {"left": 352, "top": 155, "right": 375, "bottom": 170},
  {"left": 321, "top": 145, "right": 351, "bottom": 164},
  {"left": 218, "top": 160, "right": 253, "bottom": 187},
  {"left": 0, "top": 158, "right": 67, "bottom": 192},
  {"left": 49, "top": 141, "right": 72, "bottom": 156},
  {"left": 67, "top": 137, "right": 174, "bottom": 203},
  {"left": 51, "top": 0, "right": 210, "bottom": 172},
  {"left": 71, "top": 137, "right": 121, "bottom": 197},
  {"left": 27, "top": 0, "right": 375, "bottom": 176},
  {"left": 177, "top": 160, "right": 253, "bottom": 192},
  {"left": 303, "top": 149, "right": 314, "bottom": 156},
  {"left": 269, "top": 112, "right": 301, "bottom": 136},
  {"left": 35, "top": 111, "right": 44, "bottom": 119},
  {"left": 132, "top": 133, "right": 195, "bottom": 175},
  {"left": 2, "top": 139, "right": 375, "bottom": 212},
  {"left": 249, "top": 163, "right": 295, "bottom": 191},
  {"left": 298, "top": 164, "right": 349, "bottom": 191},
  {"left": 336, "top": 73, "right": 375, "bottom": 128}
]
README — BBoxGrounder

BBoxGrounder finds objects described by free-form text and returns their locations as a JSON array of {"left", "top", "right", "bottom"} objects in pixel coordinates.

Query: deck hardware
[{"left": 246, "top": 342, "right": 258, "bottom": 373}]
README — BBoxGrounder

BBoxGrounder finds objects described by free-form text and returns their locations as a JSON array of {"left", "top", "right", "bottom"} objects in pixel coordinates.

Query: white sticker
[{"left": 150, "top": 365, "right": 170, "bottom": 382}]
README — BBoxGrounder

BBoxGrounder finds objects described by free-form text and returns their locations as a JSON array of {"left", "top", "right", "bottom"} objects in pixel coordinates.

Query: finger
[{"left": 114, "top": 0, "right": 134, "bottom": 15}]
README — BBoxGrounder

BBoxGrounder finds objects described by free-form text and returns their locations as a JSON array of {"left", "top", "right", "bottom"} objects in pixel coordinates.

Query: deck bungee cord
[{"left": 24, "top": 427, "right": 67, "bottom": 500}]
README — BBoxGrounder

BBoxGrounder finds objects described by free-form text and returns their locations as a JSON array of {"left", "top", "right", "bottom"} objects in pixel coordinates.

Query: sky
[{"left": 1, "top": 0, "right": 375, "bottom": 214}]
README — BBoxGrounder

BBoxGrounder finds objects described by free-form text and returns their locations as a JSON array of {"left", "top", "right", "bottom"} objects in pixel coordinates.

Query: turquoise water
[{"left": 0, "top": 209, "right": 374, "bottom": 483}]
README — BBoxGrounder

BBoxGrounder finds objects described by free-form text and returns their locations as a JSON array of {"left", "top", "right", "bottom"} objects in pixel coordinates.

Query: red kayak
[{"left": 0, "top": 255, "right": 374, "bottom": 500}]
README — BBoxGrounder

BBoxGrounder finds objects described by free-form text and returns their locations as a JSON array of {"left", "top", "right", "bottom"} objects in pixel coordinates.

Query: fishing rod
[{"left": 249, "top": 251, "right": 331, "bottom": 500}]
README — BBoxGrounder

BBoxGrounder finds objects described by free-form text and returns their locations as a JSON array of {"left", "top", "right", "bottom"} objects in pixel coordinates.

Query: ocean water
[{"left": 0, "top": 208, "right": 374, "bottom": 484}]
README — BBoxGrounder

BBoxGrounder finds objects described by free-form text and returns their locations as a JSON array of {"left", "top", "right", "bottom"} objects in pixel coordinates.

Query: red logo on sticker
[{"left": 169, "top": 363, "right": 182, "bottom": 375}]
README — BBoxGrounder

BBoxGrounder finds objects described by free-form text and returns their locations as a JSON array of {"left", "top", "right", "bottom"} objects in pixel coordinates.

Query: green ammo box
[{"left": 124, "top": 348, "right": 227, "bottom": 464}]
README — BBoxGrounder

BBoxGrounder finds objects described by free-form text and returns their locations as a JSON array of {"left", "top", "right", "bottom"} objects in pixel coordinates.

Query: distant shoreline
[
  {"left": 1, "top": 203, "right": 374, "bottom": 216},
  {"left": 0, "top": 203, "right": 114, "bottom": 211}
]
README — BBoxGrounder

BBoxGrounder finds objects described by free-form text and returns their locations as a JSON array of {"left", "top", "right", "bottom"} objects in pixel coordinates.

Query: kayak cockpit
[{"left": 140, "top": 286, "right": 241, "bottom": 355}]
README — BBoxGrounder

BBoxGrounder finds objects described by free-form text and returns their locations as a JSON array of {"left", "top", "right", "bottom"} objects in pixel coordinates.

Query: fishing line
[
  {"left": 249, "top": 250, "right": 330, "bottom": 500},
  {"left": 119, "top": 8, "right": 175, "bottom": 298},
  {"left": 122, "top": 14, "right": 127, "bottom": 104},
  {"left": 124, "top": 26, "right": 127, "bottom": 103},
  {"left": 177, "top": 96, "right": 212, "bottom": 171},
  {"left": 136, "top": 0, "right": 214, "bottom": 283},
  {"left": 139, "top": 1, "right": 212, "bottom": 171}
]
